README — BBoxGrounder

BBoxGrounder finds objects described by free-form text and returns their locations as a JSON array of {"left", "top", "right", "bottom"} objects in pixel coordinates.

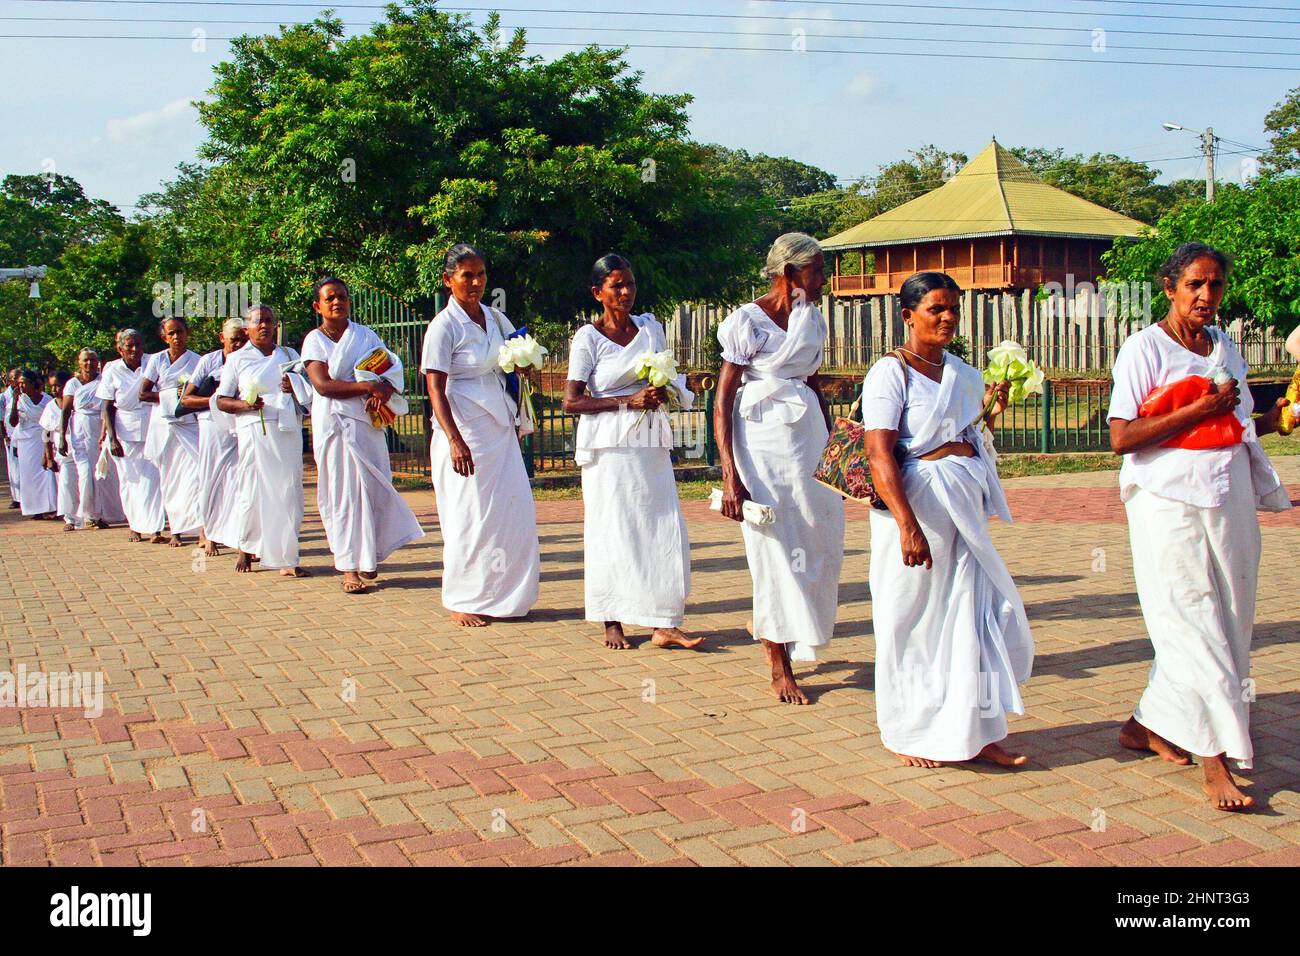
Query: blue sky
[{"left": 1, "top": 0, "right": 1297, "bottom": 216}]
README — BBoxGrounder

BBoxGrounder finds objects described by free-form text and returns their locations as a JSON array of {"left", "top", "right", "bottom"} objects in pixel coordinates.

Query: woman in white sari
[
  {"left": 41, "top": 371, "right": 79, "bottom": 530},
  {"left": 421, "top": 245, "right": 539, "bottom": 626},
  {"left": 2, "top": 368, "right": 20, "bottom": 508},
  {"left": 60, "top": 349, "right": 124, "bottom": 530},
  {"left": 1109, "top": 243, "right": 1290, "bottom": 812},
  {"left": 715, "top": 233, "right": 846, "bottom": 704},
  {"left": 217, "top": 305, "right": 311, "bottom": 578},
  {"left": 99, "top": 329, "right": 166, "bottom": 542},
  {"left": 563, "top": 254, "right": 700, "bottom": 651},
  {"left": 183, "top": 318, "right": 248, "bottom": 555},
  {"left": 863, "top": 271, "right": 1031, "bottom": 768},
  {"left": 140, "top": 317, "right": 203, "bottom": 547},
  {"left": 302, "top": 276, "right": 424, "bottom": 594},
  {"left": 8, "top": 369, "right": 57, "bottom": 519}
]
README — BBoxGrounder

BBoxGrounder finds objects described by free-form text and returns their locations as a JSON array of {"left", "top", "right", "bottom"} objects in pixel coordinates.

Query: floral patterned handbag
[{"left": 812, "top": 351, "right": 908, "bottom": 509}]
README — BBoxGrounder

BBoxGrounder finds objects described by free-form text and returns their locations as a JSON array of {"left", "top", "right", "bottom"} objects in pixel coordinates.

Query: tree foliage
[{"left": 1102, "top": 176, "right": 1300, "bottom": 331}]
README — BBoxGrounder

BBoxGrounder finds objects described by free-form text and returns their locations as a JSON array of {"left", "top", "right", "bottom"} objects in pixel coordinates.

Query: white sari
[
  {"left": 1108, "top": 325, "right": 1290, "bottom": 768},
  {"left": 301, "top": 321, "right": 423, "bottom": 572},
  {"left": 39, "top": 397, "right": 78, "bottom": 525},
  {"left": 1, "top": 391, "right": 19, "bottom": 502},
  {"left": 65, "top": 376, "right": 125, "bottom": 526},
  {"left": 863, "top": 355, "right": 1034, "bottom": 761},
  {"left": 97, "top": 359, "right": 165, "bottom": 535},
  {"left": 569, "top": 315, "right": 692, "bottom": 628},
  {"left": 143, "top": 349, "right": 203, "bottom": 536},
  {"left": 13, "top": 393, "right": 56, "bottom": 516},
  {"left": 420, "top": 299, "right": 539, "bottom": 616},
  {"left": 218, "top": 343, "right": 306, "bottom": 569},
  {"left": 718, "top": 302, "right": 845, "bottom": 661},
  {"left": 193, "top": 350, "right": 241, "bottom": 547}
]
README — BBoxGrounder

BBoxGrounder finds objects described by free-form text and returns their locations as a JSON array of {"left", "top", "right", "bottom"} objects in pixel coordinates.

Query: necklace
[
  {"left": 321, "top": 322, "right": 346, "bottom": 343},
  {"left": 898, "top": 346, "right": 945, "bottom": 367},
  {"left": 1164, "top": 319, "right": 1206, "bottom": 355}
]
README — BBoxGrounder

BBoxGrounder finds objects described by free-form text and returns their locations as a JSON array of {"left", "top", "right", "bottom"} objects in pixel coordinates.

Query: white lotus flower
[
  {"left": 635, "top": 349, "right": 678, "bottom": 389},
  {"left": 498, "top": 335, "right": 548, "bottom": 373},
  {"left": 239, "top": 373, "right": 269, "bottom": 434},
  {"left": 988, "top": 340, "right": 1028, "bottom": 368}
]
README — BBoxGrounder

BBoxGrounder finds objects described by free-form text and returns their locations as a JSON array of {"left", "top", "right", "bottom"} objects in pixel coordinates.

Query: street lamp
[
  {"left": 1162, "top": 121, "right": 1218, "bottom": 202},
  {"left": 0, "top": 265, "right": 48, "bottom": 299}
]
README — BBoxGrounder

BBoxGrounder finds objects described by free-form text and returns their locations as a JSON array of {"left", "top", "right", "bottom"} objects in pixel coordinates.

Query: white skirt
[
  {"left": 869, "top": 456, "right": 1033, "bottom": 761},
  {"left": 430, "top": 412, "right": 538, "bottom": 616},
  {"left": 313, "top": 415, "right": 423, "bottom": 572},
  {"left": 233, "top": 424, "right": 304, "bottom": 569},
  {"left": 1127, "top": 450, "right": 1259, "bottom": 768},
  {"left": 113, "top": 439, "right": 165, "bottom": 534},
  {"left": 14, "top": 434, "right": 56, "bottom": 516},
  {"left": 155, "top": 424, "right": 203, "bottom": 535},
  {"left": 69, "top": 423, "right": 125, "bottom": 526},
  {"left": 731, "top": 388, "right": 845, "bottom": 660},
  {"left": 199, "top": 417, "right": 241, "bottom": 546},
  {"left": 582, "top": 446, "right": 689, "bottom": 628}
]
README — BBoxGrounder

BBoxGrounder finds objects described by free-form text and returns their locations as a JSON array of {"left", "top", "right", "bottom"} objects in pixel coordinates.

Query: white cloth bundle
[
  {"left": 279, "top": 359, "right": 316, "bottom": 417},
  {"left": 94, "top": 443, "right": 112, "bottom": 479},
  {"left": 708, "top": 487, "right": 775, "bottom": 525}
]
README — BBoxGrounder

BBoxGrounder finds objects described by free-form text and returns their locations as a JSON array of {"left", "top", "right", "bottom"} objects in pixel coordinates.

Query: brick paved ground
[{"left": 2, "top": 458, "right": 1299, "bottom": 867}]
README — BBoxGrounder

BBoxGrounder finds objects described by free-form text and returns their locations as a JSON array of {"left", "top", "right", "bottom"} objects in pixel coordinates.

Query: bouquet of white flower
[
  {"left": 631, "top": 349, "right": 685, "bottom": 431},
  {"left": 498, "top": 333, "right": 548, "bottom": 434},
  {"left": 980, "top": 340, "right": 1045, "bottom": 429}
]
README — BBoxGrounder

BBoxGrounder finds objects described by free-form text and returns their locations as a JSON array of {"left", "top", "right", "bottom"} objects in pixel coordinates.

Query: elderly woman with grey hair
[
  {"left": 183, "top": 316, "right": 248, "bottom": 555},
  {"left": 714, "top": 232, "right": 846, "bottom": 705},
  {"left": 98, "top": 328, "right": 166, "bottom": 542},
  {"left": 1108, "top": 241, "right": 1290, "bottom": 812}
]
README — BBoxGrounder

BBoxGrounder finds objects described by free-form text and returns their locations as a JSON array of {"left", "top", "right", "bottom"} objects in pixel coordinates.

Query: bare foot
[
  {"left": 204, "top": 539, "right": 221, "bottom": 557},
  {"left": 128, "top": 530, "right": 142, "bottom": 543},
  {"left": 62, "top": 522, "right": 77, "bottom": 532},
  {"left": 359, "top": 570, "right": 378, "bottom": 580},
  {"left": 92, "top": 518, "right": 109, "bottom": 529},
  {"left": 279, "top": 567, "right": 311, "bottom": 577},
  {"left": 651, "top": 627, "right": 704, "bottom": 650},
  {"left": 149, "top": 532, "right": 167, "bottom": 544},
  {"left": 893, "top": 751, "right": 943, "bottom": 769},
  {"left": 1202, "top": 754, "right": 1254, "bottom": 812},
  {"left": 1119, "top": 716, "right": 1192, "bottom": 765},
  {"left": 342, "top": 572, "right": 367, "bottom": 594},
  {"left": 7, "top": 501, "right": 18, "bottom": 509},
  {"left": 453, "top": 611, "right": 489, "bottom": 627},
  {"left": 762, "top": 639, "right": 809, "bottom": 705},
  {"left": 603, "top": 621, "right": 631, "bottom": 649},
  {"left": 235, "top": 551, "right": 254, "bottom": 573},
  {"left": 168, "top": 533, "right": 184, "bottom": 548},
  {"left": 973, "top": 742, "right": 1028, "bottom": 767}
]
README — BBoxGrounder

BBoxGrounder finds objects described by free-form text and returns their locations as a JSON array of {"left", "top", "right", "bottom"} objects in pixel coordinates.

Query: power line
[
  {"left": 746, "top": 0, "right": 1300, "bottom": 25},
  {"left": 4, "top": 15, "right": 1297, "bottom": 57},
  {"left": 5, "top": 33, "right": 1295, "bottom": 70},
  {"left": 13, "top": 2, "right": 1300, "bottom": 44}
]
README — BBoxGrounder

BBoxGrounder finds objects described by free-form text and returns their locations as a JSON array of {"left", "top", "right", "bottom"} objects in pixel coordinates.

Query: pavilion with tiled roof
[{"left": 822, "top": 139, "right": 1147, "bottom": 297}]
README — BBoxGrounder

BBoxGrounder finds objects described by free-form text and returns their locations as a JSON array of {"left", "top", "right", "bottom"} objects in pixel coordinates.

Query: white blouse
[
  {"left": 96, "top": 359, "right": 153, "bottom": 442},
  {"left": 1108, "top": 323, "right": 1283, "bottom": 508},
  {"left": 190, "top": 349, "right": 226, "bottom": 423},
  {"left": 419, "top": 300, "right": 517, "bottom": 430}
]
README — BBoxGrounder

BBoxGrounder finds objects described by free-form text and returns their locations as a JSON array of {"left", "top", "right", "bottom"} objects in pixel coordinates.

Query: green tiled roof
[{"left": 821, "top": 140, "right": 1147, "bottom": 250}]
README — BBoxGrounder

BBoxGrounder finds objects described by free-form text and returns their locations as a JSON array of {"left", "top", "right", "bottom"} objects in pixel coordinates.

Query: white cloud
[
  {"left": 104, "top": 98, "right": 199, "bottom": 146},
  {"left": 845, "top": 70, "right": 878, "bottom": 99}
]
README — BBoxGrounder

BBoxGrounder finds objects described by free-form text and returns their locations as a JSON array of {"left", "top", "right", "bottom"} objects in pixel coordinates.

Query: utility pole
[
  {"left": 1203, "top": 127, "right": 1215, "bottom": 203},
  {"left": 1162, "top": 122, "right": 1218, "bottom": 202}
]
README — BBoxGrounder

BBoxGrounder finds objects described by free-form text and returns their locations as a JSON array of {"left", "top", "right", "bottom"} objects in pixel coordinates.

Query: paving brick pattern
[{"left": 2, "top": 458, "right": 1299, "bottom": 866}]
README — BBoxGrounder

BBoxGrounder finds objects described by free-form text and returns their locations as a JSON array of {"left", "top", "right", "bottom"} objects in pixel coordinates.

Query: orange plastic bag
[{"left": 1137, "top": 374, "right": 1243, "bottom": 449}]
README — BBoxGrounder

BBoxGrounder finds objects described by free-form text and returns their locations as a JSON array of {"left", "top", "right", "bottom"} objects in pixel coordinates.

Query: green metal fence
[{"left": 336, "top": 284, "right": 1115, "bottom": 479}]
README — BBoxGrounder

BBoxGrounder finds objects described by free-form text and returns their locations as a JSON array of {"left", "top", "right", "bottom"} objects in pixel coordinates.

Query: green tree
[
  {"left": 1260, "top": 85, "right": 1300, "bottom": 176},
  {"left": 1102, "top": 176, "right": 1300, "bottom": 330},
  {"left": 194, "top": 3, "right": 768, "bottom": 339}
]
